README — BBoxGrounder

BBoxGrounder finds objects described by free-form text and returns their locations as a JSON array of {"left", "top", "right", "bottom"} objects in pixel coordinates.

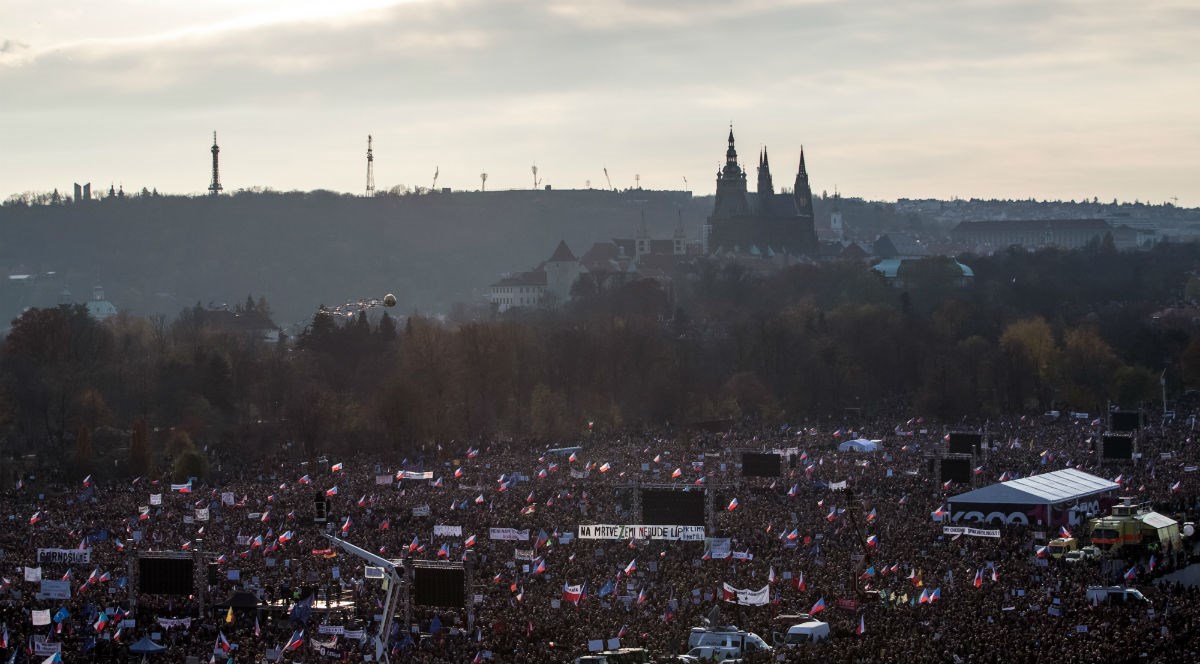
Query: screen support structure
[{"left": 324, "top": 534, "right": 404, "bottom": 664}]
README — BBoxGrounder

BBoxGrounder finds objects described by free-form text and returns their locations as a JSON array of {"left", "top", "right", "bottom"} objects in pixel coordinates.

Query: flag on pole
[
  {"left": 331, "top": 462, "right": 344, "bottom": 472},
  {"left": 810, "top": 597, "right": 826, "bottom": 614},
  {"left": 973, "top": 569, "right": 983, "bottom": 589},
  {"left": 325, "top": 486, "right": 338, "bottom": 497},
  {"left": 727, "top": 497, "right": 739, "bottom": 511},
  {"left": 856, "top": 614, "right": 865, "bottom": 635}
]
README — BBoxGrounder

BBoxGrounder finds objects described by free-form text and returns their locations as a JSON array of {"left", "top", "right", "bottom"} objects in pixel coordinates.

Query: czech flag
[
  {"left": 931, "top": 505, "right": 947, "bottom": 520},
  {"left": 455, "top": 467, "right": 465, "bottom": 478},
  {"left": 465, "top": 534, "right": 477, "bottom": 548},
  {"left": 284, "top": 629, "right": 305, "bottom": 651},
  {"left": 341, "top": 517, "right": 352, "bottom": 534},
  {"left": 358, "top": 495, "right": 368, "bottom": 507},
  {"left": 475, "top": 494, "right": 485, "bottom": 505},
  {"left": 599, "top": 462, "right": 611, "bottom": 473},
  {"left": 1171, "top": 480, "right": 1182, "bottom": 493},
  {"left": 218, "top": 631, "right": 232, "bottom": 652},
  {"left": 437, "top": 543, "right": 450, "bottom": 558},
  {"left": 861, "top": 566, "right": 876, "bottom": 578},
  {"left": 331, "top": 462, "right": 344, "bottom": 472},
  {"left": 974, "top": 569, "right": 983, "bottom": 588},
  {"left": 1124, "top": 566, "right": 1137, "bottom": 582},
  {"left": 930, "top": 587, "right": 942, "bottom": 602},
  {"left": 82, "top": 474, "right": 92, "bottom": 488},
  {"left": 568, "top": 451, "right": 577, "bottom": 463},
  {"left": 653, "top": 454, "right": 662, "bottom": 464},
  {"left": 467, "top": 447, "right": 479, "bottom": 459},
  {"left": 810, "top": 597, "right": 826, "bottom": 614},
  {"left": 1059, "top": 525, "right": 1072, "bottom": 539},
  {"left": 918, "top": 588, "right": 931, "bottom": 604},
  {"left": 325, "top": 486, "right": 338, "bottom": 497},
  {"left": 826, "top": 508, "right": 838, "bottom": 522},
  {"left": 30, "top": 511, "right": 43, "bottom": 525},
  {"left": 637, "top": 588, "right": 647, "bottom": 604},
  {"left": 866, "top": 535, "right": 878, "bottom": 548},
  {"left": 94, "top": 611, "right": 109, "bottom": 632},
  {"left": 865, "top": 508, "right": 877, "bottom": 523},
  {"left": 793, "top": 572, "right": 806, "bottom": 592},
  {"left": 409, "top": 535, "right": 420, "bottom": 552},
  {"left": 942, "top": 480, "right": 954, "bottom": 491},
  {"left": 727, "top": 497, "right": 739, "bottom": 511},
  {"left": 672, "top": 468, "right": 683, "bottom": 478},
  {"left": 974, "top": 465, "right": 985, "bottom": 476},
  {"left": 624, "top": 558, "right": 637, "bottom": 576},
  {"left": 298, "top": 474, "right": 311, "bottom": 485},
  {"left": 1035, "top": 545, "right": 1048, "bottom": 558},
  {"left": 857, "top": 615, "right": 866, "bottom": 635}
]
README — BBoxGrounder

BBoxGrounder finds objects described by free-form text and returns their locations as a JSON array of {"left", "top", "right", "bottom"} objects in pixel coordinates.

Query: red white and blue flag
[{"left": 810, "top": 597, "right": 826, "bottom": 614}]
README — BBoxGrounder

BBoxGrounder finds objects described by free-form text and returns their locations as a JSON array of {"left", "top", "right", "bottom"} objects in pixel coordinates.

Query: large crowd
[{"left": 4, "top": 405, "right": 1200, "bottom": 663}]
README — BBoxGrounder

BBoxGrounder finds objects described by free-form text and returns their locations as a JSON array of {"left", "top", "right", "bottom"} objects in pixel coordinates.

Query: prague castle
[{"left": 704, "top": 128, "right": 817, "bottom": 257}]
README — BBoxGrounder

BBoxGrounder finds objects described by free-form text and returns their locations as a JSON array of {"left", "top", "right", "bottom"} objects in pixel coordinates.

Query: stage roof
[{"left": 949, "top": 468, "right": 1118, "bottom": 505}]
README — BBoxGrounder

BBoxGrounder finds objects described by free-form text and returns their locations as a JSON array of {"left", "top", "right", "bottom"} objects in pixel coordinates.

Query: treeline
[{"left": 4, "top": 242, "right": 1200, "bottom": 482}]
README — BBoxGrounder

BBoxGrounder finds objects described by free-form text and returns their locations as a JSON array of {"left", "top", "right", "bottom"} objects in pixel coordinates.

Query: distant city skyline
[{"left": 2, "top": 0, "right": 1197, "bottom": 205}]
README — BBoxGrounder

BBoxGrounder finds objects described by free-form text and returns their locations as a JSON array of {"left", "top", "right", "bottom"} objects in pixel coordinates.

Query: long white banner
[
  {"left": 433, "top": 525, "right": 462, "bottom": 537},
  {"left": 942, "top": 526, "right": 1001, "bottom": 538},
  {"left": 578, "top": 524, "right": 705, "bottom": 541},
  {"left": 489, "top": 528, "right": 530, "bottom": 541},
  {"left": 722, "top": 582, "right": 769, "bottom": 606},
  {"left": 37, "top": 548, "right": 92, "bottom": 565}
]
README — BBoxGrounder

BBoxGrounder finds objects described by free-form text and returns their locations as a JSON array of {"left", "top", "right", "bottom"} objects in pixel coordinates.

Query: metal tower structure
[
  {"left": 208, "top": 131, "right": 223, "bottom": 195},
  {"left": 366, "top": 135, "right": 375, "bottom": 196}
]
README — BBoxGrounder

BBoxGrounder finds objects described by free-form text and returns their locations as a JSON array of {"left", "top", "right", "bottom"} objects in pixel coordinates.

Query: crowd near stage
[{"left": 3, "top": 407, "right": 1200, "bottom": 663}]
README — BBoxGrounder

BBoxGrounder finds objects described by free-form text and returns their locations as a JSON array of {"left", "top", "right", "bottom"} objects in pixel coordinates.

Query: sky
[{"left": 2, "top": 0, "right": 1198, "bottom": 205}]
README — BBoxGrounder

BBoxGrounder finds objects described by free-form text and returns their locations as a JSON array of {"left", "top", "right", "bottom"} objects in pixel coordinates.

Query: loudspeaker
[{"left": 314, "top": 491, "right": 328, "bottom": 523}]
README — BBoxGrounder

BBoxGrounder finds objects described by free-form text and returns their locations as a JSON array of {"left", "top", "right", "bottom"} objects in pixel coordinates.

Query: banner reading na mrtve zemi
[{"left": 577, "top": 524, "right": 705, "bottom": 541}]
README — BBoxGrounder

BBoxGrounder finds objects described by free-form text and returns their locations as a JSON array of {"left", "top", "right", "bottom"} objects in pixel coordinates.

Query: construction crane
[{"left": 604, "top": 167, "right": 613, "bottom": 191}]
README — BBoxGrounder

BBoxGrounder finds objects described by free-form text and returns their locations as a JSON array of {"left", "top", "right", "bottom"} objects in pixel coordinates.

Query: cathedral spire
[{"left": 757, "top": 145, "right": 774, "bottom": 200}]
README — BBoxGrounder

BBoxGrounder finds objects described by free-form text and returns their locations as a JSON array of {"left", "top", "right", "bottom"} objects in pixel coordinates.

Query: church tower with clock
[{"left": 704, "top": 128, "right": 817, "bottom": 257}]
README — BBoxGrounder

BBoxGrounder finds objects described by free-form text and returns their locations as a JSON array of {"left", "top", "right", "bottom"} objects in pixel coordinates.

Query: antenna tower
[
  {"left": 208, "top": 131, "right": 223, "bottom": 195},
  {"left": 480, "top": 172, "right": 488, "bottom": 191},
  {"left": 365, "top": 135, "right": 375, "bottom": 196}
]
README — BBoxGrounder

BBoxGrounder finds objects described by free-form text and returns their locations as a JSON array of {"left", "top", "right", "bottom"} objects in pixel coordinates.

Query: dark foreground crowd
[{"left": 4, "top": 406, "right": 1200, "bottom": 663}]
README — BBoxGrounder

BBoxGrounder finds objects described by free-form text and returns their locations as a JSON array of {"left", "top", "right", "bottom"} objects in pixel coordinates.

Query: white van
[
  {"left": 781, "top": 620, "right": 830, "bottom": 645},
  {"left": 686, "top": 627, "right": 772, "bottom": 656},
  {"left": 676, "top": 645, "right": 743, "bottom": 662},
  {"left": 1085, "top": 586, "right": 1147, "bottom": 604}
]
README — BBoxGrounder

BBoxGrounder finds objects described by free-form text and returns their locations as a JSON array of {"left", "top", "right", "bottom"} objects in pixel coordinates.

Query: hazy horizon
[{"left": 3, "top": 0, "right": 1198, "bottom": 205}]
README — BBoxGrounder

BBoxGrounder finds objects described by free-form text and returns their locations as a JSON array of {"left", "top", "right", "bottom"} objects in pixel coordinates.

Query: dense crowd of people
[{"left": 4, "top": 405, "right": 1200, "bottom": 663}]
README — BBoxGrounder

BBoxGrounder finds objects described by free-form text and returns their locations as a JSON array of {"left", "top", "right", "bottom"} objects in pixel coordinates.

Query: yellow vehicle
[
  {"left": 1088, "top": 497, "right": 1183, "bottom": 554},
  {"left": 1048, "top": 537, "right": 1077, "bottom": 559}
]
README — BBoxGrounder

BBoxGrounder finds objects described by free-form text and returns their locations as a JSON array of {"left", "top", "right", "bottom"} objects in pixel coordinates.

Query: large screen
[
  {"left": 941, "top": 458, "right": 972, "bottom": 485},
  {"left": 413, "top": 566, "right": 465, "bottom": 608},
  {"left": 1102, "top": 434, "right": 1133, "bottom": 460},
  {"left": 138, "top": 557, "right": 194, "bottom": 595},
  {"left": 1111, "top": 412, "right": 1141, "bottom": 433},
  {"left": 641, "top": 488, "right": 706, "bottom": 526},
  {"left": 741, "top": 452, "right": 782, "bottom": 477},
  {"left": 948, "top": 433, "right": 981, "bottom": 455}
]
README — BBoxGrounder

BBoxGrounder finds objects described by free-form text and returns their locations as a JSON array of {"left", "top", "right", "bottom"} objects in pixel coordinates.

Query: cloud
[{"left": 0, "top": 0, "right": 1197, "bottom": 202}]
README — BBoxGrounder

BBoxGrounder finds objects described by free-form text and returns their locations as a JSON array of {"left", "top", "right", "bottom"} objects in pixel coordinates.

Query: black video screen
[
  {"left": 641, "top": 488, "right": 705, "bottom": 526},
  {"left": 941, "top": 458, "right": 972, "bottom": 485},
  {"left": 1111, "top": 412, "right": 1140, "bottom": 432},
  {"left": 1102, "top": 434, "right": 1133, "bottom": 460},
  {"left": 413, "top": 567, "right": 465, "bottom": 608},
  {"left": 948, "top": 433, "right": 981, "bottom": 455},
  {"left": 138, "top": 557, "right": 194, "bottom": 596},
  {"left": 742, "top": 452, "right": 782, "bottom": 477}
]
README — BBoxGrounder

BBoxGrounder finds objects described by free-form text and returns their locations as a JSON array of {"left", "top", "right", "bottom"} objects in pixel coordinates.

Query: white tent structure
[
  {"left": 838, "top": 439, "right": 881, "bottom": 453},
  {"left": 946, "top": 468, "right": 1119, "bottom": 527}
]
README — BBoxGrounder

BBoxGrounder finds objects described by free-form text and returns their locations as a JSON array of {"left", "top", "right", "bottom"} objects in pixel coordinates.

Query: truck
[
  {"left": 574, "top": 648, "right": 651, "bottom": 664},
  {"left": 1087, "top": 497, "right": 1183, "bottom": 555},
  {"left": 1048, "top": 537, "right": 1078, "bottom": 559}
]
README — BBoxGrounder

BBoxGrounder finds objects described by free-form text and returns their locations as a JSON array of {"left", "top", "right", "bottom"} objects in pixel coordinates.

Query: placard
[
  {"left": 150, "top": 493, "right": 163, "bottom": 506},
  {"left": 433, "top": 525, "right": 462, "bottom": 537},
  {"left": 489, "top": 528, "right": 530, "bottom": 541},
  {"left": 37, "top": 580, "right": 71, "bottom": 600},
  {"left": 37, "top": 548, "right": 92, "bottom": 565}
]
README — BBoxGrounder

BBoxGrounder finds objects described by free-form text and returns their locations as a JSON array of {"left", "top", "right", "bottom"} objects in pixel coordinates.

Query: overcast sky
[{"left": 3, "top": 0, "right": 1198, "bottom": 204}]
